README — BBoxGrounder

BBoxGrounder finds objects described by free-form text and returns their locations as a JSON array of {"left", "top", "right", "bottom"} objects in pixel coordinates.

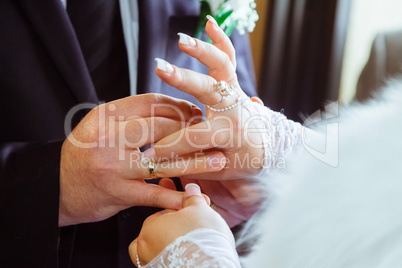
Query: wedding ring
[
  {"left": 209, "top": 81, "right": 234, "bottom": 108},
  {"left": 148, "top": 161, "right": 158, "bottom": 179},
  {"left": 209, "top": 94, "right": 224, "bottom": 108},
  {"left": 216, "top": 81, "right": 234, "bottom": 97},
  {"left": 210, "top": 202, "right": 218, "bottom": 210}
]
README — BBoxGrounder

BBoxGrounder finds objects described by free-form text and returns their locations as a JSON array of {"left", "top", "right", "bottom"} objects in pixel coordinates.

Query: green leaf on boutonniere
[
  {"left": 224, "top": 18, "right": 236, "bottom": 37},
  {"left": 214, "top": 8, "right": 233, "bottom": 26},
  {"left": 194, "top": 0, "right": 211, "bottom": 39}
]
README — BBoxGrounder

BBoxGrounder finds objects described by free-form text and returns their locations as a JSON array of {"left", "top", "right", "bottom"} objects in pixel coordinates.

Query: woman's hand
[
  {"left": 128, "top": 183, "right": 234, "bottom": 266},
  {"left": 146, "top": 18, "right": 268, "bottom": 226},
  {"left": 150, "top": 17, "right": 265, "bottom": 180}
]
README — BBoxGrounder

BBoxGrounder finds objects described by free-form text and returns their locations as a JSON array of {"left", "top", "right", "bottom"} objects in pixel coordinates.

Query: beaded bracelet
[
  {"left": 206, "top": 97, "right": 249, "bottom": 112},
  {"left": 136, "top": 255, "right": 142, "bottom": 268}
]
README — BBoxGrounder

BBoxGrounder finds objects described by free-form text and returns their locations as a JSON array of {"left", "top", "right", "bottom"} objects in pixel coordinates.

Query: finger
[
  {"left": 180, "top": 178, "right": 199, "bottom": 190},
  {"left": 125, "top": 183, "right": 185, "bottom": 210},
  {"left": 128, "top": 238, "right": 139, "bottom": 265},
  {"left": 202, "top": 194, "right": 211, "bottom": 206},
  {"left": 197, "top": 180, "right": 256, "bottom": 220},
  {"left": 205, "top": 15, "right": 236, "bottom": 68},
  {"left": 180, "top": 178, "right": 209, "bottom": 205},
  {"left": 159, "top": 178, "right": 177, "bottom": 191},
  {"left": 220, "top": 179, "right": 266, "bottom": 208},
  {"left": 155, "top": 58, "right": 225, "bottom": 107},
  {"left": 177, "top": 33, "right": 237, "bottom": 84},
  {"left": 104, "top": 93, "right": 203, "bottom": 121},
  {"left": 183, "top": 183, "right": 209, "bottom": 208},
  {"left": 120, "top": 117, "right": 192, "bottom": 148},
  {"left": 153, "top": 119, "right": 234, "bottom": 159},
  {"left": 182, "top": 180, "right": 211, "bottom": 205},
  {"left": 214, "top": 206, "right": 244, "bottom": 228},
  {"left": 121, "top": 150, "right": 225, "bottom": 180},
  {"left": 151, "top": 151, "right": 226, "bottom": 178},
  {"left": 251, "top": 96, "right": 264, "bottom": 106}
]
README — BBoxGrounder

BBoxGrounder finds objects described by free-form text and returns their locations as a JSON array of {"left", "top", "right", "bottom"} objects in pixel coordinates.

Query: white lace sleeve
[
  {"left": 138, "top": 229, "right": 241, "bottom": 268},
  {"left": 241, "top": 99, "right": 303, "bottom": 178}
]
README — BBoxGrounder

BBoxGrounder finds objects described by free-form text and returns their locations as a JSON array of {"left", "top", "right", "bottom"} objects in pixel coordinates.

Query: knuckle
[
  {"left": 187, "top": 130, "right": 200, "bottom": 145},
  {"left": 128, "top": 241, "right": 137, "bottom": 257},
  {"left": 177, "top": 70, "right": 197, "bottom": 96},
  {"left": 221, "top": 54, "right": 231, "bottom": 69},
  {"left": 136, "top": 238, "right": 147, "bottom": 255},
  {"left": 178, "top": 68, "right": 187, "bottom": 85},
  {"left": 146, "top": 93, "right": 165, "bottom": 105},
  {"left": 205, "top": 77, "right": 217, "bottom": 94},
  {"left": 196, "top": 43, "right": 207, "bottom": 60},
  {"left": 155, "top": 167, "right": 167, "bottom": 178},
  {"left": 151, "top": 93, "right": 162, "bottom": 104},
  {"left": 148, "top": 189, "right": 161, "bottom": 207},
  {"left": 229, "top": 47, "right": 236, "bottom": 60},
  {"left": 91, "top": 154, "right": 114, "bottom": 176},
  {"left": 213, "top": 131, "right": 229, "bottom": 146}
]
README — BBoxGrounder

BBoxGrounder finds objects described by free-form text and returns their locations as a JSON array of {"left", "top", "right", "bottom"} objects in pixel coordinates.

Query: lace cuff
[
  {"left": 138, "top": 229, "right": 241, "bottom": 268},
  {"left": 241, "top": 99, "right": 303, "bottom": 178}
]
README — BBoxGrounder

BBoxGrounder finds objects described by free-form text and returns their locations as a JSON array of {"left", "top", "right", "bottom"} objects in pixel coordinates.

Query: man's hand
[{"left": 59, "top": 94, "right": 226, "bottom": 226}]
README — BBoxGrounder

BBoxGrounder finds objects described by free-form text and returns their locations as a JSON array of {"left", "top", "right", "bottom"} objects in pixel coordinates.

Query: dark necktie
[{"left": 67, "top": 0, "right": 130, "bottom": 102}]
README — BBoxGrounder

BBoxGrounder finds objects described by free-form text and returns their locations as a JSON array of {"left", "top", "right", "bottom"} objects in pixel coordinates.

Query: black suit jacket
[{"left": 0, "top": 0, "right": 257, "bottom": 267}]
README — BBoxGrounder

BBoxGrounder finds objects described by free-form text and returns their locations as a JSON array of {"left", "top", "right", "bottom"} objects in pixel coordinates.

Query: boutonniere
[{"left": 195, "top": 0, "right": 259, "bottom": 39}]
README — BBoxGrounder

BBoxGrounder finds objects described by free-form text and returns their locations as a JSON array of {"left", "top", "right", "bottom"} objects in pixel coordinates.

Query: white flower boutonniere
[{"left": 195, "top": 0, "right": 259, "bottom": 39}]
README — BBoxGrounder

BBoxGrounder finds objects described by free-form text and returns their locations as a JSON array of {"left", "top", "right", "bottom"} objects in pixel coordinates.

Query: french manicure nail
[
  {"left": 155, "top": 58, "right": 174, "bottom": 73},
  {"left": 206, "top": 15, "right": 219, "bottom": 26},
  {"left": 185, "top": 183, "right": 201, "bottom": 196},
  {"left": 144, "top": 147, "right": 155, "bottom": 159},
  {"left": 207, "top": 154, "right": 226, "bottom": 169},
  {"left": 177, "top": 33, "right": 197, "bottom": 47}
]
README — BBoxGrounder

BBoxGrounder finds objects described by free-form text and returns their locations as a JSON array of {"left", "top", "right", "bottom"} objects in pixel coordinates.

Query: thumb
[
  {"left": 183, "top": 183, "right": 209, "bottom": 208},
  {"left": 133, "top": 183, "right": 184, "bottom": 210}
]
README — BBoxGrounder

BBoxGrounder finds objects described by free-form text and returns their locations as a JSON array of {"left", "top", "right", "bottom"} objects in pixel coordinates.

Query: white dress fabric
[
  {"left": 139, "top": 229, "right": 241, "bottom": 268},
  {"left": 240, "top": 99, "right": 303, "bottom": 177}
]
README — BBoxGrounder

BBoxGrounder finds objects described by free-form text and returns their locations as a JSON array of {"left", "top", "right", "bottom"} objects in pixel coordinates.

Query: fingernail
[
  {"left": 177, "top": 33, "right": 196, "bottom": 47},
  {"left": 206, "top": 15, "right": 218, "bottom": 26},
  {"left": 185, "top": 183, "right": 202, "bottom": 196},
  {"left": 144, "top": 147, "right": 155, "bottom": 159},
  {"left": 155, "top": 58, "right": 174, "bottom": 73},
  {"left": 207, "top": 154, "right": 226, "bottom": 169},
  {"left": 191, "top": 105, "right": 203, "bottom": 118}
]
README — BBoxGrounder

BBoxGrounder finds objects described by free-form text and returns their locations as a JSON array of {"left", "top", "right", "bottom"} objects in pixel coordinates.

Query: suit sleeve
[{"left": 0, "top": 141, "right": 63, "bottom": 267}]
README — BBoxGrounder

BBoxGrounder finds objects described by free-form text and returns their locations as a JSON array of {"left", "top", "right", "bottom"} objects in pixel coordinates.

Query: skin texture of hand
[
  {"left": 59, "top": 94, "right": 227, "bottom": 226},
  {"left": 181, "top": 178, "right": 264, "bottom": 227},
  {"left": 150, "top": 20, "right": 267, "bottom": 226},
  {"left": 128, "top": 183, "right": 234, "bottom": 266}
]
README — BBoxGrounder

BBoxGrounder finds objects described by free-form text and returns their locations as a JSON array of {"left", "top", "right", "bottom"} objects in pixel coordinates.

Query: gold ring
[
  {"left": 148, "top": 161, "right": 158, "bottom": 179},
  {"left": 210, "top": 203, "right": 217, "bottom": 210}
]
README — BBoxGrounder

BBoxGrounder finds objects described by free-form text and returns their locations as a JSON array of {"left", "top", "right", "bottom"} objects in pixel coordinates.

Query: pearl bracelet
[
  {"left": 136, "top": 255, "right": 142, "bottom": 267},
  {"left": 207, "top": 97, "right": 248, "bottom": 112}
]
